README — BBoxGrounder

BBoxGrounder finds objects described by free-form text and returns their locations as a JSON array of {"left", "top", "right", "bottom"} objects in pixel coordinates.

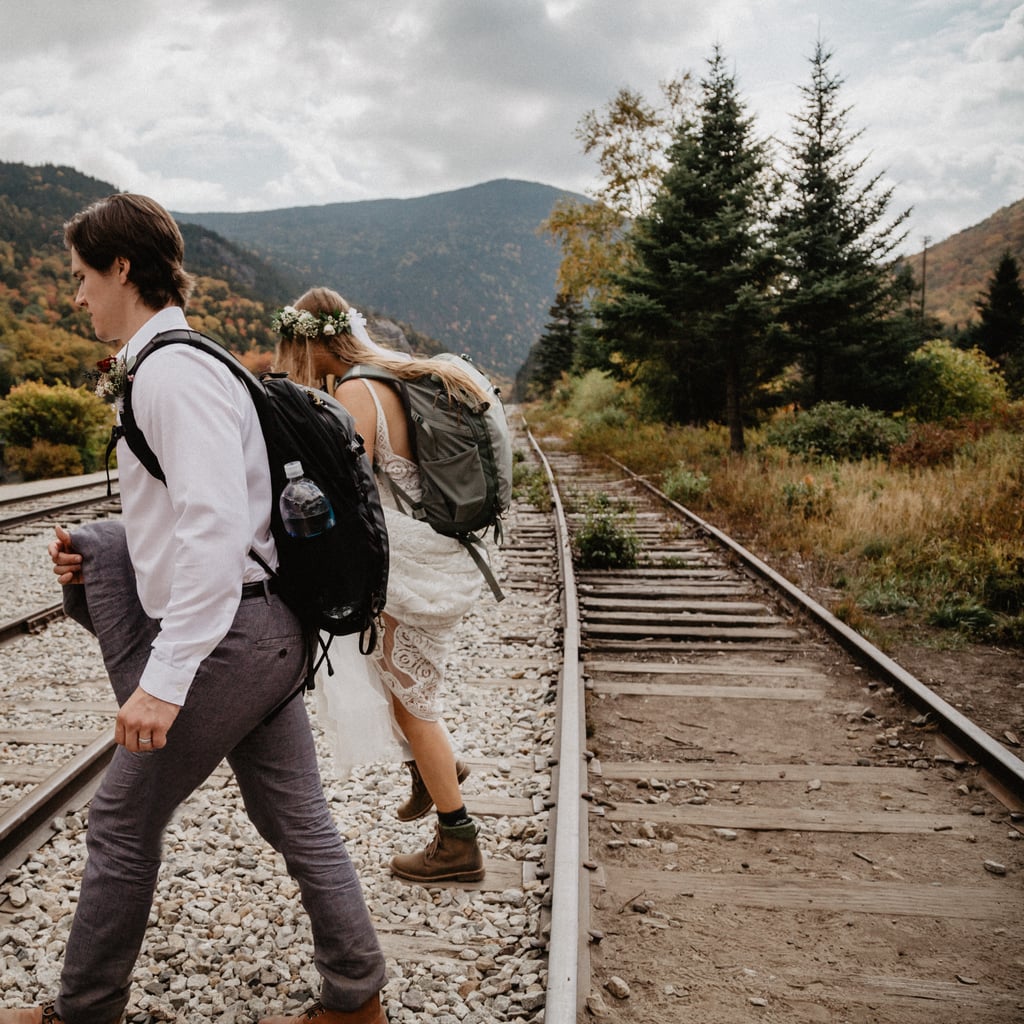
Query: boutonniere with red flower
[{"left": 87, "top": 355, "right": 132, "bottom": 403}]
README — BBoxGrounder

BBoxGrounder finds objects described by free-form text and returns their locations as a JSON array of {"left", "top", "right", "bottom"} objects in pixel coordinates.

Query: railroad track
[
  {"left": 0, "top": 431, "right": 565, "bottom": 1022},
  {"left": 0, "top": 604, "right": 65, "bottom": 646},
  {"left": 0, "top": 479, "right": 120, "bottom": 538},
  {"left": 536, "top": 439, "right": 1024, "bottom": 1024},
  {"left": 2, "top": 424, "right": 1022, "bottom": 1023}
]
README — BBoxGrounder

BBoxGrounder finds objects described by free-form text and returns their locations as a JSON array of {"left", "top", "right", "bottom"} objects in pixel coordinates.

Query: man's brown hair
[{"left": 64, "top": 193, "right": 195, "bottom": 309}]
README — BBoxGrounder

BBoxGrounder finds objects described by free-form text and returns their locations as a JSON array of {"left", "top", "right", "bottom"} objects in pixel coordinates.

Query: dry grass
[{"left": 522, "top": 383, "right": 1024, "bottom": 647}]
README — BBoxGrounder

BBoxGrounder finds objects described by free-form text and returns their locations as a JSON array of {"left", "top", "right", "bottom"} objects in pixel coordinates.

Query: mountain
[
  {"left": 0, "top": 162, "right": 301, "bottom": 306},
  {"left": 0, "top": 161, "right": 300, "bottom": 357},
  {"left": 4, "top": 157, "right": 1019, "bottom": 388},
  {"left": 175, "top": 179, "right": 579, "bottom": 376},
  {"left": 904, "top": 198, "right": 1024, "bottom": 331},
  {"left": 0, "top": 162, "right": 579, "bottom": 388}
]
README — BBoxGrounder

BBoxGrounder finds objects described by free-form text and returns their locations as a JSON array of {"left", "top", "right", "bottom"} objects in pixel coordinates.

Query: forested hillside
[
  {"left": 0, "top": 163, "right": 578, "bottom": 381},
  {"left": 904, "top": 198, "right": 1024, "bottom": 331},
  {"left": 1, "top": 158, "right": 1019, "bottom": 398},
  {"left": 176, "top": 178, "right": 578, "bottom": 375},
  {"left": 0, "top": 162, "right": 301, "bottom": 392}
]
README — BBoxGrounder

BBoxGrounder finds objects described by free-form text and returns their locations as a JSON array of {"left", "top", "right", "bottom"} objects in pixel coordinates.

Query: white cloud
[{"left": 0, "top": 0, "right": 1019, "bottom": 248}]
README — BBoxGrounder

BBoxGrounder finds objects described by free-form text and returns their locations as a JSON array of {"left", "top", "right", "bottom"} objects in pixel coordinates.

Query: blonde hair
[{"left": 273, "top": 287, "right": 489, "bottom": 403}]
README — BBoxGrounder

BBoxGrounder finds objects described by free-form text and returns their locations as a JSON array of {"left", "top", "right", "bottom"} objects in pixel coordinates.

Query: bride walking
[{"left": 272, "top": 287, "right": 488, "bottom": 883}]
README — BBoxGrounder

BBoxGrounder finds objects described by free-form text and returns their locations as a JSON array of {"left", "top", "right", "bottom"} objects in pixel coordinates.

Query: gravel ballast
[{"left": 1, "top": 508, "right": 560, "bottom": 1024}]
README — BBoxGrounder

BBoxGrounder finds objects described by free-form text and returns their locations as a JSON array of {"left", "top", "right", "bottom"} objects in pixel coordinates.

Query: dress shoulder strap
[{"left": 357, "top": 377, "right": 390, "bottom": 457}]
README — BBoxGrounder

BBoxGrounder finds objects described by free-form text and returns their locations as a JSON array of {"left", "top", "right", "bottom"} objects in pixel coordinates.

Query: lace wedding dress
[{"left": 315, "top": 379, "right": 483, "bottom": 778}]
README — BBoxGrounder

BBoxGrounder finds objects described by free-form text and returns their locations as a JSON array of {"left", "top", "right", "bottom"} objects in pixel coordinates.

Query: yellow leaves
[{"left": 539, "top": 199, "right": 630, "bottom": 305}]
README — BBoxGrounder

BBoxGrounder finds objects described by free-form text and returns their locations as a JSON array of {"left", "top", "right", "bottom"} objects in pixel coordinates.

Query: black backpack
[
  {"left": 107, "top": 329, "right": 389, "bottom": 666},
  {"left": 340, "top": 353, "right": 513, "bottom": 601}
]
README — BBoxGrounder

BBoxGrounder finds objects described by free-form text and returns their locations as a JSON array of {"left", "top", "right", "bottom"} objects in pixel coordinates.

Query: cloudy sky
[{"left": 3, "top": 0, "right": 1021, "bottom": 255}]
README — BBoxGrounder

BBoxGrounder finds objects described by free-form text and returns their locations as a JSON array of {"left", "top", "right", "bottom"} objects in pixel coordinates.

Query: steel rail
[
  {"left": 0, "top": 471, "right": 117, "bottom": 504},
  {"left": 526, "top": 425, "right": 589, "bottom": 1022},
  {"left": 0, "top": 603, "right": 66, "bottom": 645},
  {"left": 609, "top": 456, "right": 1024, "bottom": 799},
  {"left": 0, "top": 492, "right": 120, "bottom": 531},
  {"left": 0, "top": 731, "right": 115, "bottom": 877}
]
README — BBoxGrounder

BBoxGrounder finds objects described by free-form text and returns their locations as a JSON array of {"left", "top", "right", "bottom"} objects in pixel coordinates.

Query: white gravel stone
[{"left": 1, "top": 489, "right": 557, "bottom": 1023}]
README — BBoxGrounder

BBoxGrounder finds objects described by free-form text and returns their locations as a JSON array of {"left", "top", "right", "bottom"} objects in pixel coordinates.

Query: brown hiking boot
[
  {"left": 390, "top": 821, "right": 485, "bottom": 883},
  {"left": 395, "top": 759, "right": 471, "bottom": 822},
  {"left": 257, "top": 993, "right": 387, "bottom": 1024}
]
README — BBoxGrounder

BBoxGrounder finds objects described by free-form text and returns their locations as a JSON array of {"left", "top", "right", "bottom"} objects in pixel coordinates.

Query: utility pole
[{"left": 920, "top": 235, "right": 931, "bottom": 320}]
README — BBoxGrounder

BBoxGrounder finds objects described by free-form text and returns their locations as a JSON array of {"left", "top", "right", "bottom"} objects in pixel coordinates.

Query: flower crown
[{"left": 271, "top": 305, "right": 359, "bottom": 339}]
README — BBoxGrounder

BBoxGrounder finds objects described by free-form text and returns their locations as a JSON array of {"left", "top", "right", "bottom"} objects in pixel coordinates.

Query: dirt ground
[
  {"left": 883, "top": 637, "right": 1023, "bottom": 756},
  {"left": 581, "top": 612, "right": 1024, "bottom": 1023}
]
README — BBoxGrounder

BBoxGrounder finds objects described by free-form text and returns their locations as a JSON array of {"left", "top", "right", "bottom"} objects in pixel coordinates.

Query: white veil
[{"left": 348, "top": 308, "right": 412, "bottom": 362}]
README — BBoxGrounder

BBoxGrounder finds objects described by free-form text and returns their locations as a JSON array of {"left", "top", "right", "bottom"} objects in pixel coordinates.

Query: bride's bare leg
[
  {"left": 390, "top": 695, "right": 464, "bottom": 813},
  {"left": 376, "top": 612, "right": 464, "bottom": 813}
]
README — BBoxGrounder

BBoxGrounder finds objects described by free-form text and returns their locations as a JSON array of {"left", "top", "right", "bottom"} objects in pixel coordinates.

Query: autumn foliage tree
[
  {"left": 540, "top": 77, "right": 693, "bottom": 308},
  {"left": 0, "top": 304, "right": 107, "bottom": 396}
]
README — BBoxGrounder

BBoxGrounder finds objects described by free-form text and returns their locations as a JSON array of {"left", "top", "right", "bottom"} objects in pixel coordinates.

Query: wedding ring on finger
[{"left": 139, "top": 736, "right": 153, "bottom": 745}]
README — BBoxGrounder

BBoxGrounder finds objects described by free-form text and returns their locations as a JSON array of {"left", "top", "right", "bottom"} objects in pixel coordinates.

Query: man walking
[{"left": 0, "top": 194, "right": 387, "bottom": 1024}]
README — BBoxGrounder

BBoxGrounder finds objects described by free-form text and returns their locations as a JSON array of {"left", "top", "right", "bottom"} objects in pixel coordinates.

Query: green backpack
[{"left": 341, "top": 353, "right": 512, "bottom": 600}]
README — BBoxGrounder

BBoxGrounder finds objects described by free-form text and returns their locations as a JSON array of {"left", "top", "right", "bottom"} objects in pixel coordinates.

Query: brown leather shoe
[
  {"left": 0, "top": 1008, "right": 52, "bottom": 1024},
  {"left": 257, "top": 994, "right": 386, "bottom": 1024},
  {"left": 396, "top": 759, "right": 471, "bottom": 822},
  {"left": 0, "top": 1003, "right": 120, "bottom": 1024},
  {"left": 390, "top": 821, "right": 485, "bottom": 883}
]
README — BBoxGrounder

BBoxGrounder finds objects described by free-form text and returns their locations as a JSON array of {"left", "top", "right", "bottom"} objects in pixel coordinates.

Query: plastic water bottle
[{"left": 279, "top": 460, "right": 336, "bottom": 537}]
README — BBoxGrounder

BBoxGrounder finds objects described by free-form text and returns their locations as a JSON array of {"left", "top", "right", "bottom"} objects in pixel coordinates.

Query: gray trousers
[{"left": 56, "top": 520, "right": 385, "bottom": 1024}]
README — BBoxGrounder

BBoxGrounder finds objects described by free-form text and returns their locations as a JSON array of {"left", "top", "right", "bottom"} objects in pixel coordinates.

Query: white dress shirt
[{"left": 115, "top": 307, "right": 278, "bottom": 705}]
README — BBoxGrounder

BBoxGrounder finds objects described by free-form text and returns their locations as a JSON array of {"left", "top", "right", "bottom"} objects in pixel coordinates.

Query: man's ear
[{"left": 116, "top": 257, "right": 131, "bottom": 282}]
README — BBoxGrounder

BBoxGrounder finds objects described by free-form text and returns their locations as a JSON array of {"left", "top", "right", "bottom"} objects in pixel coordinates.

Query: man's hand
[
  {"left": 49, "top": 525, "right": 84, "bottom": 585},
  {"left": 116, "top": 688, "right": 180, "bottom": 752}
]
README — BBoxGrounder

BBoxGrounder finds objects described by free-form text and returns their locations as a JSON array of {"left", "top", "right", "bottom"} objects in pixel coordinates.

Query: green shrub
[
  {"left": 780, "top": 474, "right": 834, "bottom": 519},
  {"left": 927, "top": 599, "right": 997, "bottom": 634},
  {"left": 6, "top": 439, "right": 84, "bottom": 479},
  {"left": 563, "top": 369, "right": 626, "bottom": 420},
  {"left": 582, "top": 405, "right": 629, "bottom": 430},
  {"left": 907, "top": 340, "right": 1008, "bottom": 422},
  {"left": 571, "top": 493, "right": 640, "bottom": 569},
  {"left": 764, "top": 402, "right": 906, "bottom": 461},
  {"left": 857, "top": 581, "right": 917, "bottom": 615},
  {"left": 0, "top": 380, "right": 111, "bottom": 475},
  {"left": 993, "top": 614, "right": 1024, "bottom": 645},
  {"left": 662, "top": 464, "right": 711, "bottom": 505},
  {"left": 512, "top": 462, "right": 552, "bottom": 512},
  {"left": 982, "top": 556, "right": 1024, "bottom": 615},
  {"left": 860, "top": 538, "right": 891, "bottom": 560}
]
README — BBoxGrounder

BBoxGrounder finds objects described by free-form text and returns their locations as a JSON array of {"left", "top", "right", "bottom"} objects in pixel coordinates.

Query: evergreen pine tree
[
  {"left": 532, "top": 292, "right": 586, "bottom": 395},
  {"left": 973, "top": 251, "right": 1024, "bottom": 397},
  {"left": 774, "top": 42, "right": 914, "bottom": 410},
  {"left": 592, "top": 46, "right": 783, "bottom": 452}
]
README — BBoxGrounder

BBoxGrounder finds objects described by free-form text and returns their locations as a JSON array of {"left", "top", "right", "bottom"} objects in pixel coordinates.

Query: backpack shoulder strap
[
  {"left": 115, "top": 328, "right": 266, "bottom": 484},
  {"left": 339, "top": 363, "right": 401, "bottom": 386},
  {"left": 339, "top": 363, "right": 420, "bottom": 460}
]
